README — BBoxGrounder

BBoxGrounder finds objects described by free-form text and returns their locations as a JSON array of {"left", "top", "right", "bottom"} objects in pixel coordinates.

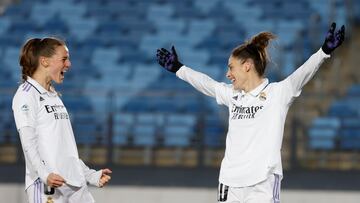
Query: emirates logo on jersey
[
  {"left": 231, "top": 105, "right": 264, "bottom": 120},
  {"left": 45, "top": 105, "right": 69, "bottom": 120}
]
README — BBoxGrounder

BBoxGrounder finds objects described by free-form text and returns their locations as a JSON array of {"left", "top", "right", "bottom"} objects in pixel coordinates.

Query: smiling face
[
  {"left": 45, "top": 45, "right": 71, "bottom": 84},
  {"left": 226, "top": 56, "right": 249, "bottom": 91}
]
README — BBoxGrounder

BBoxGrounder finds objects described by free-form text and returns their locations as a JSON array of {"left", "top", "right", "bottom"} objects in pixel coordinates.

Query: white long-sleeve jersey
[
  {"left": 176, "top": 48, "right": 330, "bottom": 187},
  {"left": 12, "top": 76, "right": 101, "bottom": 190}
]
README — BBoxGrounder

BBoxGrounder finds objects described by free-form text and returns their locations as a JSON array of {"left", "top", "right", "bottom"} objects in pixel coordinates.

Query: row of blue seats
[
  {"left": 309, "top": 85, "right": 360, "bottom": 151},
  {"left": 65, "top": 113, "right": 224, "bottom": 147}
]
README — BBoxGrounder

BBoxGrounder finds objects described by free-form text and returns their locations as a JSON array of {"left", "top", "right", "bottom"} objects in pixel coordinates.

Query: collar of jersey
[
  {"left": 237, "top": 78, "right": 269, "bottom": 97},
  {"left": 26, "top": 76, "right": 58, "bottom": 97}
]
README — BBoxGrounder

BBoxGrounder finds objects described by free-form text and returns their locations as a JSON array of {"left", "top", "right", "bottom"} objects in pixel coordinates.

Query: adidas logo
[{"left": 40, "top": 96, "right": 45, "bottom": 101}]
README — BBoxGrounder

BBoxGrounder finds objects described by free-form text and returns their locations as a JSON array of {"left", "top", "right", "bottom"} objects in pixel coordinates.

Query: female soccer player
[
  {"left": 12, "top": 37, "right": 112, "bottom": 203},
  {"left": 156, "top": 22, "right": 344, "bottom": 202}
]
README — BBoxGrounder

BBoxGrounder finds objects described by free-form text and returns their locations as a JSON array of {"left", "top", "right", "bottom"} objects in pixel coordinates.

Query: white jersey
[
  {"left": 176, "top": 49, "right": 330, "bottom": 187},
  {"left": 12, "top": 76, "right": 86, "bottom": 189}
]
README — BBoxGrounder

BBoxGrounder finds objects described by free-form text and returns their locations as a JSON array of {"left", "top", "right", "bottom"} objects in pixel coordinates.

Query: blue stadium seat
[
  {"left": 91, "top": 47, "right": 121, "bottom": 68},
  {"left": 114, "top": 113, "right": 135, "bottom": 126},
  {"left": 339, "top": 129, "right": 360, "bottom": 150},
  {"left": 59, "top": 3, "right": 86, "bottom": 23},
  {"left": 62, "top": 96, "right": 93, "bottom": 112},
  {"left": 0, "top": 18, "right": 11, "bottom": 35},
  {"left": 97, "top": 21, "right": 124, "bottom": 35},
  {"left": 187, "top": 20, "right": 216, "bottom": 45},
  {"left": 153, "top": 19, "right": 186, "bottom": 36},
  {"left": 140, "top": 34, "right": 168, "bottom": 57},
  {"left": 9, "top": 19, "right": 38, "bottom": 35},
  {"left": 194, "top": 0, "right": 220, "bottom": 14},
  {"left": 312, "top": 117, "right": 341, "bottom": 129},
  {"left": 136, "top": 113, "right": 164, "bottom": 126},
  {"left": 132, "top": 65, "right": 161, "bottom": 85},
  {"left": 163, "top": 125, "right": 193, "bottom": 147},
  {"left": 73, "top": 123, "right": 99, "bottom": 145},
  {"left": 328, "top": 102, "right": 358, "bottom": 118},
  {"left": 43, "top": 18, "right": 68, "bottom": 35},
  {"left": 341, "top": 118, "right": 360, "bottom": 129},
  {"left": 347, "top": 84, "right": 360, "bottom": 96},
  {"left": 308, "top": 128, "right": 337, "bottom": 150},
  {"left": 113, "top": 125, "right": 130, "bottom": 146},
  {"left": 204, "top": 126, "right": 224, "bottom": 148},
  {"left": 132, "top": 125, "right": 157, "bottom": 147},
  {"left": 3, "top": 4, "right": 31, "bottom": 21},
  {"left": 86, "top": 4, "right": 114, "bottom": 21},
  {"left": 67, "top": 18, "right": 98, "bottom": 41},
  {"left": 180, "top": 48, "right": 210, "bottom": 68},
  {"left": 195, "top": 65, "right": 224, "bottom": 81},
  {"left": 147, "top": 4, "right": 174, "bottom": 22},
  {"left": 30, "top": 4, "right": 57, "bottom": 26},
  {"left": 225, "top": 3, "right": 262, "bottom": 25},
  {"left": 167, "top": 114, "right": 197, "bottom": 127}
]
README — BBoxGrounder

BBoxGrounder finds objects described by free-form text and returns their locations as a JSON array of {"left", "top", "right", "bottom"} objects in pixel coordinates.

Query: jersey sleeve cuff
[
  {"left": 87, "top": 170, "right": 102, "bottom": 187},
  {"left": 319, "top": 48, "right": 331, "bottom": 58}
]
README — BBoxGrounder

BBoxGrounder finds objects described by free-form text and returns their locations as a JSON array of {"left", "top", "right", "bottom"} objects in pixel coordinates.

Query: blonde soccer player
[
  {"left": 12, "top": 37, "right": 112, "bottom": 203},
  {"left": 156, "top": 22, "right": 344, "bottom": 202}
]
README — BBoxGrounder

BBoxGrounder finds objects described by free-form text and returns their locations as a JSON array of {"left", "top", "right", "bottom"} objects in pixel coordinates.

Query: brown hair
[
  {"left": 231, "top": 32, "right": 276, "bottom": 76},
  {"left": 19, "top": 37, "right": 65, "bottom": 82}
]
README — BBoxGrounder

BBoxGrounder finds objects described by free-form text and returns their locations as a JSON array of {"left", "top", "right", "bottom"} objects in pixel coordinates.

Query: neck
[
  {"left": 243, "top": 75, "right": 264, "bottom": 93},
  {"left": 32, "top": 71, "right": 51, "bottom": 91}
]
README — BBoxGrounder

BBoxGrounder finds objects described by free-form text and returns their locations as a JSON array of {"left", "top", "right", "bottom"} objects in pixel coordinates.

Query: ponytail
[{"left": 231, "top": 32, "right": 276, "bottom": 76}]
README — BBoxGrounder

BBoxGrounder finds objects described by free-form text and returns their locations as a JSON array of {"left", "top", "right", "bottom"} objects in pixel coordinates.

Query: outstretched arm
[
  {"left": 282, "top": 22, "right": 345, "bottom": 103},
  {"left": 156, "top": 46, "right": 225, "bottom": 98}
]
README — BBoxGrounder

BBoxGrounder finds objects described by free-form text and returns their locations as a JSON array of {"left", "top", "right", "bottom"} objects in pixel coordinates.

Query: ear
[
  {"left": 39, "top": 56, "right": 49, "bottom": 67},
  {"left": 243, "top": 59, "right": 252, "bottom": 72}
]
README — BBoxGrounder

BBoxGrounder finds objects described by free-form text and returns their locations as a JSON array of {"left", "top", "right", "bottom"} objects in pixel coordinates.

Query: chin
[{"left": 54, "top": 79, "right": 64, "bottom": 84}]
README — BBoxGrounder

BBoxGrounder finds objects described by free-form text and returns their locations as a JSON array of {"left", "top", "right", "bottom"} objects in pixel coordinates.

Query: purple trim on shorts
[
  {"left": 33, "top": 178, "right": 42, "bottom": 203},
  {"left": 273, "top": 174, "right": 280, "bottom": 203}
]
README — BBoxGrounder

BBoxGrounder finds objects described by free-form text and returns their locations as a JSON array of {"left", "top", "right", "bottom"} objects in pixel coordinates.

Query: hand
[
  {"left": 321, "top": 22, "right": 345, "bottom": 54},
  {"left": 46, "top": 173, "right": 65, "bottom": 188},
  {"left": 156, "top": 46, "right": 183, "bottom": 73},
  {"left": 98, "top": 168, "right": 112, "bottom": 187}
]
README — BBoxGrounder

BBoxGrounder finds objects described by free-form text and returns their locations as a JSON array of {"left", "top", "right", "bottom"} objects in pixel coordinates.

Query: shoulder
[{"left": 13, "top": 83, "right": 39, "bottom": 107}]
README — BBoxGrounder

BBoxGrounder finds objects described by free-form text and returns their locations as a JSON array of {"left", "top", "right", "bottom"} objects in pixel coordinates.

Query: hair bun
[{"left": 250, "top": 32, "right": 276, "bottom": 50}]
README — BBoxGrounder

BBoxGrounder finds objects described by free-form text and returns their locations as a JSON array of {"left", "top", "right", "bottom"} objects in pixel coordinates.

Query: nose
[
  {"left": 226, "top": 69, "right": 231, "bottom": 79},
  {"left": 66, "top": 60, "right": 71, "bottom": 68}
]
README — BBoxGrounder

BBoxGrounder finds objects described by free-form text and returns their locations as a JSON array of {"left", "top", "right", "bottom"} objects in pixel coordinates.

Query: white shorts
[
  {"left": 25, "top": 178, "right": 95, "bottom": 203},
  {"left": 217, "top": 174, "right": 281, "bottom": 203}
]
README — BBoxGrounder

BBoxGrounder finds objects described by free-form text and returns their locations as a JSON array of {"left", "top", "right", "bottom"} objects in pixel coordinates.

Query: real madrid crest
[
  {"left": 259, "top": 92, "right": 267, "bottom": 101},
  {"left": 46, "top": 196, "right": 54, "bottom": 203}
]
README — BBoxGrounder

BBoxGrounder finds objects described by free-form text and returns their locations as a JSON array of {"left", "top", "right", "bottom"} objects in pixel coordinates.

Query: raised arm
[
  {"left": 156, "top": 46, "right": 226, "bottom": 98},
  {"left": 281, "top": 22, "right": 345, "bottom": 103}
]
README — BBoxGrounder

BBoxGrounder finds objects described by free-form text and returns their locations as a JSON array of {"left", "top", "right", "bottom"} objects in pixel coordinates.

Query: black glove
[
  {"left": 321, "top": 22, "right": 345, "bottom": 54},
  {"left": 156, "top": 46, "right": 183, "bottom": 73}
]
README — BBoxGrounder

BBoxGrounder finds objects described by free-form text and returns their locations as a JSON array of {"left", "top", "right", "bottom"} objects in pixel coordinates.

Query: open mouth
[{"left": 61, "top": 70, "right": 67, "bottom": 76}]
